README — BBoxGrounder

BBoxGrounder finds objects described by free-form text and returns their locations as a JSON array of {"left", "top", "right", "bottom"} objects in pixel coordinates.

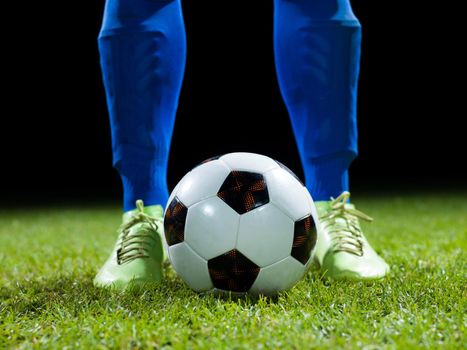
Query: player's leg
[
  {"left": 273, "top": 0, "right": 389, "bottom": 279},
  {"left": 100, "top": 0, "right": 186, "bottom": 213},
  {"left": 274, "top": 0, "right": 359, "bottom": 200},
  {"left": 95, "top": 0, "right": 186, "bottom": 289}
]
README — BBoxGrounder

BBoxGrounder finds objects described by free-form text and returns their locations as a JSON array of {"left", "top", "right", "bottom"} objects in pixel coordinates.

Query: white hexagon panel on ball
[
  {"left": 219, "top": 152, "right": 279, "bottom": 173},
  {"left": 236, "top": 203, "right": 294, "bottom": 267},
  {"left": 176, "top": 159, "right": 231, "bottom": 207},
  {"left": 263, "top": 166, "right": 312, "bottom": 221},
  {"left": 249, "top": 256, "right": 306, "bottom": 295},
  {"left": 168, "top": 242, "right": 213, "bottom": 292},
  {"left": 185, "top": 196, "right": 240, "bottom": 260}
]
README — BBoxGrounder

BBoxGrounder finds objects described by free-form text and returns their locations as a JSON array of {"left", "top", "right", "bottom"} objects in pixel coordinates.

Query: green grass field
[{"left": 1, "top": 192, "right": 466, "bottom": 349}]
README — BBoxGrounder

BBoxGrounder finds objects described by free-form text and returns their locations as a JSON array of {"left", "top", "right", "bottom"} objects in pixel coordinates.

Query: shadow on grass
[
  {"left": 2, "top": 261, "right": 400, "bottom": 321},
  {"left": 1, "top": 269, "right": 292, "bottom": 318},
  {"left": 4, "top": 261, "right": 387, "bottom": 321}
]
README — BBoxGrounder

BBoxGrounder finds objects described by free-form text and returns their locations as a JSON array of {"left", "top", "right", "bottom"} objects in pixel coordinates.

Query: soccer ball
[{"left": 164, "top": 152, "right": 319, "bottom": 295}]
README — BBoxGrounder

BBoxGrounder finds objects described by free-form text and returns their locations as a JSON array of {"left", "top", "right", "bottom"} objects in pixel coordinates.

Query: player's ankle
[
  {"left": 121, "top": 176, "right": 169, "bottom": 212},
  {"left": 303, "top": 152, "right": 353, "bottom": 201}
]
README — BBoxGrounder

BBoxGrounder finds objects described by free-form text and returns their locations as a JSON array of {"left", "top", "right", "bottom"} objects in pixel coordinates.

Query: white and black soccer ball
[{"left": 164, "top": 152, "right": 319, "bottom": 295}]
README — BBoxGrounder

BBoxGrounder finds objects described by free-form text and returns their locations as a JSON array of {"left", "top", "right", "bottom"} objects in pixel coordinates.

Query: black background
[{"left": 2, "top": 1, "right": 464, "bottom": 205}]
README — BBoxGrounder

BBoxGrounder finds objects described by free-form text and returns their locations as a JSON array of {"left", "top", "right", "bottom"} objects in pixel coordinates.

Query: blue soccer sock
[
  {"left": 303, "top": 152, "right": 353, "bottom": 201},
  {"left": 274, "top": 0, "right": 362, "bottom": 201},
  {"left": 118, "top": 151, "right": 170, "bottom": 213},
  {"left": 98, "top": 0, "right": 186, "bottom": 211}
]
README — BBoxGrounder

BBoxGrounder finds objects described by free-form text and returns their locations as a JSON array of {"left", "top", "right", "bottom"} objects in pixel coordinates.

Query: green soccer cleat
[
  {"left": 314, "top": 191, "right": 390, "bottom": 280},
  {"left": 94, "top": 200, "right": 167, "bottom": 290}
]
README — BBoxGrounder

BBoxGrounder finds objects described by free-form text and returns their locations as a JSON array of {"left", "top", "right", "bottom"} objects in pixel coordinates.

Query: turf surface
[{"left": 1, "top": 193, "right": 466, "bottom": 349}]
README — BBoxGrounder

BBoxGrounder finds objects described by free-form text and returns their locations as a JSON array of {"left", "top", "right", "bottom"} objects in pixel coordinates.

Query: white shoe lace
[{"left": 319, "top": 191, "right": 373, "bottom": 257}]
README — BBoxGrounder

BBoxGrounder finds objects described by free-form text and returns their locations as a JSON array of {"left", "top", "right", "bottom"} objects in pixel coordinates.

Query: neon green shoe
[
  {"left": 94, "top": 200, "right": 167, "bottom": 290},
  {"left": 314, "top": 191, "right": 390, "bottom": 280}
]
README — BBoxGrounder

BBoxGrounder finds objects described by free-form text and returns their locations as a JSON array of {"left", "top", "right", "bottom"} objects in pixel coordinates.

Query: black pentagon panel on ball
[
  {"left": 275, "top": 160, "right": 304, "bottom": 186},
  {"left": 291, "top": 215, "right": 317, "bottom": 264},
  {"left": 164, "top": 197, "right": 188, "bottom": 246},
  {"left": 208, "top": 249, "right": 260, "bottom": 292},
  {"left": 217, "top": 171, "right": 269, "bottom": 214}
]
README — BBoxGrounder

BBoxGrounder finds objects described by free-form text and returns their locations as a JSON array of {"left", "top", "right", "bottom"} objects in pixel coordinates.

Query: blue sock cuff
[
  {"left": 304, "top": 153, "right": 353, "bottom": 201},
  {"left": 119, "top": 161, "right": 169, "bottom": 212}
]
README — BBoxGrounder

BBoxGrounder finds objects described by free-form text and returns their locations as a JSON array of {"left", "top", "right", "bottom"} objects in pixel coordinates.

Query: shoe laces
[
  {"left": 117, "top": 200, "right": 160, "bottom": 265},
  {"left": 319, "top": 191, "right": 373, "bottom": 257}
]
